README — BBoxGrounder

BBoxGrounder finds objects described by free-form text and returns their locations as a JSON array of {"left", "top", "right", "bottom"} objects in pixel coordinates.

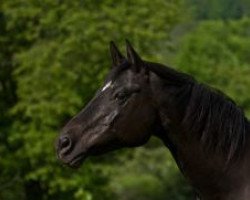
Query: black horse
[{"left": 56, "top": 41, "right": 250, "bottom": 200}]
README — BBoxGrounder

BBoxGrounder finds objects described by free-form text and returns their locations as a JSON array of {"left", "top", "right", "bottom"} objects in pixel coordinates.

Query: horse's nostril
[
  {"left": 61, "top": 137, "right": 70, "bottom": 148},
  {"left": 59, "top": 136, "right": 72, "bottom": 153}
]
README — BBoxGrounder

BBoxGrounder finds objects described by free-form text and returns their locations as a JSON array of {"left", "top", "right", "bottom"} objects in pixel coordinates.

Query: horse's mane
[
  {"left": 147, "top": 61, "right": 249, "bottom": 162},
  {"left": 183, "top": 83, "right": 248, "bottom": 161},
  {"left": 146, "top": 61, "right": 194, "bottom": 85}
]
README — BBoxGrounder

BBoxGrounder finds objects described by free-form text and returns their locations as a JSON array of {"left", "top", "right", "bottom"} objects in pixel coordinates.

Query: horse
[{"left": 56, "top": 41, "right": 250, "bottom": 200}]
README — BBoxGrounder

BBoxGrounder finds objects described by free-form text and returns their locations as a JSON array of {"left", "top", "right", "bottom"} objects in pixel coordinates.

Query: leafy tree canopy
[
  {"left": 174, "top": 18, "right": 250, "bottom": 117},
  {"left": 0, "top": 0, "right": 186, "bottom": 199}
]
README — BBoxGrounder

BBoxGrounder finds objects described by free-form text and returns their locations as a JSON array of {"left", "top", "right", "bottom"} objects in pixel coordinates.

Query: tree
[
  {"left": 186, "top": 0, "right": 247, "bottom": 20},
  {"left": 0, "top": 0, "right": 186, "bottom": 199},
  {"left": 174, "top": 18, "right": 250, "bottom": 117}
]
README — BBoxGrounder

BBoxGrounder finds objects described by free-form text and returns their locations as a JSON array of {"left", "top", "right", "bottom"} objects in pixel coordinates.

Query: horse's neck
[
  {"left": 150, "top": 71, "right": 250, "bottom": 200},
  {"left": 150, "top": 71, "right": 194, "bottom": 169},
  {"left": 247, "top": 120, "right": 250, "bottom": 136},
  {"left": 149, "top": 71, "right": 193, "bottom": 124}
]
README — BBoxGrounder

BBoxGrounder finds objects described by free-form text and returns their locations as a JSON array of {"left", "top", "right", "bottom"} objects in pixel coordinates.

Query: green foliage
[
  {"left": 0, "top": 0, "right": 186, "bottom": 199},
  {"left": 1, "top": 0, "right": 250, "bottom": 200},
  {"left": 186, "top": 0, "right": 250, "bottom": 20},
  {"left": 174, "top": 18, "right": 250, "bottom": 117},
  {"left": 108, "top": 143, "right": 194, "bottom": 200}
]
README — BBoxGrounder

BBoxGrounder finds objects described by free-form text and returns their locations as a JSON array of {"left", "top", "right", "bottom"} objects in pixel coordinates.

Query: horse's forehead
[{"left": 102, "top": 69, "right": 135, "bottom": 92}]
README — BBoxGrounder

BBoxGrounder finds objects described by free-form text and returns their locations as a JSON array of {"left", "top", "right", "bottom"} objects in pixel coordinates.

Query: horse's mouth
[{"left": 67, "top": 153, "right": 87, "bottom": 168}]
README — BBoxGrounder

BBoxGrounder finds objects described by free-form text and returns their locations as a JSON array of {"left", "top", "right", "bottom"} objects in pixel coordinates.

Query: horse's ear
[
  {"left": 126, "top": 40, "right": 144, "bottom": 72},
  {"left": 110, "top": 41, "right": 125, "bottom": 67}
]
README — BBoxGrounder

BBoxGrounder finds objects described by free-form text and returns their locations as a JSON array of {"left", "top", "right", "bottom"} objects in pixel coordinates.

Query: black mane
[
  {"left": 183, "top": 83, "right": 248, "bottom": 162},
  {"left": 147, "top": 62, "right": 249, "bottom": 162},
  {"left": 146, "top": 61, "right": 194, "bottom": 85}
]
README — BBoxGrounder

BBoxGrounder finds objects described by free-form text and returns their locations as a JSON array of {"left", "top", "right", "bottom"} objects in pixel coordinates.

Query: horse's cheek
[{"left": 116, "top": 105, "right": 153, "bottom": 146}]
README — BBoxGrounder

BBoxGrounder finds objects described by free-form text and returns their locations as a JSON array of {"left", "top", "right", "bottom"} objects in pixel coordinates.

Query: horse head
[{"left": 56, "top": 41, "right": 156, "bottom": 167}]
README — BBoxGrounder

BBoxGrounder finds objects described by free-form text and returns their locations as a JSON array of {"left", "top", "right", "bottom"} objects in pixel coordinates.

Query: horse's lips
[{"left": 67, "top": 153, "right": 87, "bottom": 168}]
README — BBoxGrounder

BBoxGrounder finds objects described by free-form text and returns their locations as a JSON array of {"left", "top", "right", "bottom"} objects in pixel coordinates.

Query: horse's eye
[
  {"left": 114, "top": 86, "right": 140, "bottom": 103},
  {"left": 115, "top": 91, "right": 128, "bottom": 101}
]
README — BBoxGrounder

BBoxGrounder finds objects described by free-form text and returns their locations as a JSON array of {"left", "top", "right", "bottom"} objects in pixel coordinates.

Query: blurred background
[{"left": 1, "top": 0, "right": 250, "bottom": 199}]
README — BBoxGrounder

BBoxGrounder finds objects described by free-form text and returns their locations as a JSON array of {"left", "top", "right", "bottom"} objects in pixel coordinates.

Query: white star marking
[{"left": 101, "top": 81, "right": 113, "bottom": 92}]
